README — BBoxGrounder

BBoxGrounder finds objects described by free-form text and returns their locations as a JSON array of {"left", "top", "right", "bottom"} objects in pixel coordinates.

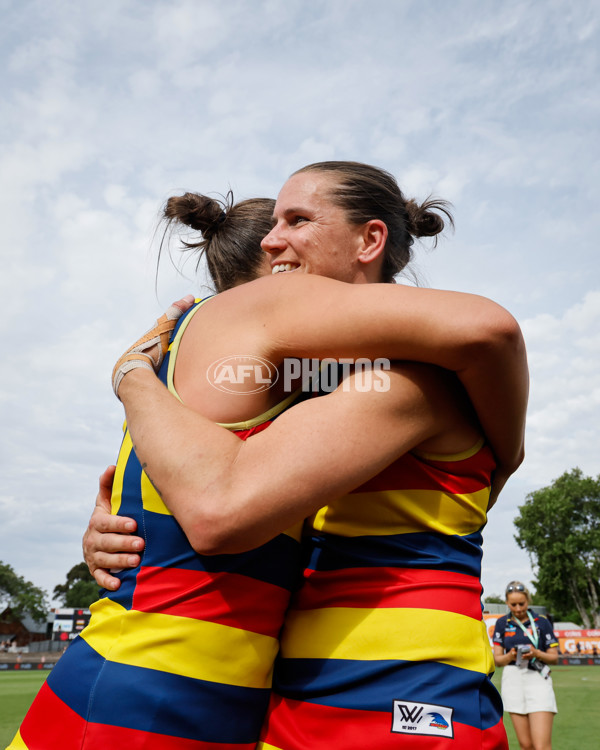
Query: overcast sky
[{"left": 1, "top": 0, "right": 598, "bottom": 609}]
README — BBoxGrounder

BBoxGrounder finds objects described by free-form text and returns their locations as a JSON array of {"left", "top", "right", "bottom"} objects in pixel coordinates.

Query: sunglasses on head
[{"left": 506, "top": 583, "right": 525, "bottom": 593}]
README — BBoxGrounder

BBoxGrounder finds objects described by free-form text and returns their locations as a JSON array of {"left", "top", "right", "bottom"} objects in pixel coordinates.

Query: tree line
[
  {"left": 0, "top": 561, "right": 99, "bottom": 624},
  {"left": 514, "top": 468, "right": 600, "bottom": 628}
]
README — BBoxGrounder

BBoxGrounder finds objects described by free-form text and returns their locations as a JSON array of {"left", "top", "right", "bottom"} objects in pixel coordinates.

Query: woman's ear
[{"left": 357, "top": 219, "right": 387, "bottom": 265}]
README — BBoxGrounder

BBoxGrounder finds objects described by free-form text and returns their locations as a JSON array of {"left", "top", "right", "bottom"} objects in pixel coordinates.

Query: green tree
[
  {"left": 0, "top": 561, "right": 49, "bottom": 623},
  {"left": 483, "top": 594, "right": 506, "bottom": 605},
  {"left": 53, "top": 562, "right": 100, "bottom": 608},
  {"left": 514, "top": 468, "right": 600, "bottom": 628},
  {"left": 485, "top": 590, "right": 546, "bottom": 609}
]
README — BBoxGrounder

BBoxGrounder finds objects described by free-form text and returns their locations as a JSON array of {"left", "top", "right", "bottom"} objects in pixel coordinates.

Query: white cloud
[{"left": 520, "top": 291, "right": 600, "bottom": 488}]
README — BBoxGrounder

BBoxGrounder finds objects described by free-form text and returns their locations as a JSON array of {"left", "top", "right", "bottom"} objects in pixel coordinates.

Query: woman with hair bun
[
  {"left": 162, "top": 192, "right": 274, "bottom": 292},
  {"left": 16, "top": 162, "right": 526, "bottom": 749},
  {"left": 82, "top": 161, "right": 526, "bottom": 749},
  {"left": 493, "top": 581, "right": 559, "bottom": 750},
  {"left": 11, "top": 191, "right": 286, "bottom": 750}
]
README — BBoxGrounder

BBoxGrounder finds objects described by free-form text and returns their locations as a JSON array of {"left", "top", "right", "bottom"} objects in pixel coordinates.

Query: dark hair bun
[
  {"left": 406, "top": 198, "right": 454, "bottom": 239},
  {"left": 164, "top": 193, "right": 226, "bottom": 237}
]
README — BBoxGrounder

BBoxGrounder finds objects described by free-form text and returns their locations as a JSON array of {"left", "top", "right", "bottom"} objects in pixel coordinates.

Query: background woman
[{"left": 493, "top": 581, "right": 559, "bottom": 750}]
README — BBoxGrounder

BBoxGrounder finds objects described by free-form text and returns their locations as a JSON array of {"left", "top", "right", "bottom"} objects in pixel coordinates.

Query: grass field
[
  {"left": 0, "top": 671, "right": 48, "bottom": 748},
  {"left": 492, "top": 666, "right": 600, "bottom": 749},
  {"left": 1, "top": 667, "right": 599, "bottom": 748}
]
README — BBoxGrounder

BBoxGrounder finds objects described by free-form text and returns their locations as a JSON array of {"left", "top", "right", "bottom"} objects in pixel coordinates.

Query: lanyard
[{"left": 512, "top": 611, "right": 539, "bottom": 648}]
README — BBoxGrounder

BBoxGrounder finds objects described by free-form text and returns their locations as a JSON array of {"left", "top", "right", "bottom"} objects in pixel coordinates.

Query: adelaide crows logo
[{"left": 425, "top": 712, "right": 450, "bottom": 730}]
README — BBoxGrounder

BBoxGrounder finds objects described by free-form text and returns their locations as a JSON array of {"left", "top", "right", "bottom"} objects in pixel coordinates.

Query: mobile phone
[{"left": 515, "top": 644, "right": 531, "bottom": 666}]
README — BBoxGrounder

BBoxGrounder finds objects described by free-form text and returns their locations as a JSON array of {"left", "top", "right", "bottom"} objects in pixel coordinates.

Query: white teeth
[{"left": 272, "top": 263, "right": 297, "bottom": 274}]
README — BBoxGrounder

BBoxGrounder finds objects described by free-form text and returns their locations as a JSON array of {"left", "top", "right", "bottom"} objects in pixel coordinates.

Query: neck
[{"left": 356, "top": 268, "right": 386, "bottom": 285}]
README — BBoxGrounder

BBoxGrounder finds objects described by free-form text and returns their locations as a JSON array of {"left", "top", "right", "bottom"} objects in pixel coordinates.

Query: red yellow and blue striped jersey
[
  {"left": 260, "top": 441, "right": 509, "bottom": 749},
  {"left": 12, "top": 299, "right": 303, "bottom": 750}
]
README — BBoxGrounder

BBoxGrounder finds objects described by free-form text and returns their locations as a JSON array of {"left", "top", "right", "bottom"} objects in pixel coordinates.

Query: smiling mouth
[{"left": 272, "top": 263, "right": 299, "bottom": 274}]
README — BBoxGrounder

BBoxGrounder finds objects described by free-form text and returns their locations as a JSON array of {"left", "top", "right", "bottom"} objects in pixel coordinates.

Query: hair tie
[{"left": 203, "top": 210, "right": 227, "bottom": 239}]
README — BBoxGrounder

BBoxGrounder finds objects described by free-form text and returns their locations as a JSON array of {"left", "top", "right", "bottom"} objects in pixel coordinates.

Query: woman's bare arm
[
  {"left": 187, "top": 274, "right": 528, "bottom": 477},
  {"left": 493, "top": 643, "right": 516, "bottom": 667},
  {"left": 119, "top": 362, "right": 478, "bottom": 554}
]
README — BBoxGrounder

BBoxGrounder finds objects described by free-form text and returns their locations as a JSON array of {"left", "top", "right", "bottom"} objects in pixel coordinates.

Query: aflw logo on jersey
[{"left": 392, "top": 700, "right": 454, "bottom": 738}]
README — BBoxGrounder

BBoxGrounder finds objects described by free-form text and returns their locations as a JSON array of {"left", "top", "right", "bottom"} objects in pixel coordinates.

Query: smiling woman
[
  {"left": 82, "top": 162, "right": 525, "bottom": 749},
  {"left": 262, "top": 161, "right": 452, "bottom": 284},
  {"left": 15, "top": 161, "right": 528, "bottom": 750}
]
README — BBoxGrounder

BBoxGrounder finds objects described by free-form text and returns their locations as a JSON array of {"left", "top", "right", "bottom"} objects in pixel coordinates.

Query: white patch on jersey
[{"left": 392, "top": 700, "right": 454, "bottom": 738}]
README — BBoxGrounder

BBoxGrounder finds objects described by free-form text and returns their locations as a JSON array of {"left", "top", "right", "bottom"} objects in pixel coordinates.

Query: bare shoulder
[
  {"left": 179, "top": 275, "right": 325, "bottom": 339},
  {"left": 171, "top": 279, "right": 291, "bottom": 421},
  {"left": 170, "top": 275, "right": 345, "bottom": 421},
  {"left": 177, "top": 274, "right": 352, "bottom": 363}
]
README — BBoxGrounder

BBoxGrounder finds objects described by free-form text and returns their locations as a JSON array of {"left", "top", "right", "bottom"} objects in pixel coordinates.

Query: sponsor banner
[
  {"left": 555, "top": 630, "right": 600, "bottom": 656},
  {"left": 558, "top": 656, "right": 600, "bottom": 666},
  {"left": 483, "top": 614, "right": 500, "bottom": 646},
  {"left": 0, "top": 662, "right": 55, "bottom": 671},
  {"left": 52, "top": 607, "right": 91, "bottom": 641}
]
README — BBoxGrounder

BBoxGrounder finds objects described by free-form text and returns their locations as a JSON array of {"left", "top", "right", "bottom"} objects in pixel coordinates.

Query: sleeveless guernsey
[
  {"left": 12, "top": 299, "right": 303, "bottom": 750},
  {"left": 259, "top": 441, "right": 508, "bottom": 750}
]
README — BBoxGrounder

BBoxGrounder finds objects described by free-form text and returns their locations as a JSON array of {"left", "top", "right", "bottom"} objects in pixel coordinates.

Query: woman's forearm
[
  {"left": 118, "top": 370, "right": 245, "bottom": 548},
  {"left": 534, "top": 647, "right": 559, "bottom": 665},
  {"left": 262, "top": 277, "right": 529, "bottom": 482},
  {"left": 118, "top": 361, "right": 447, "bottom": 556},
  {"left": 386, "top": 289, "right": 528, "bottom": 478},
  {"left": 493, "top": 647, "right": 515, "bottom": 667}
]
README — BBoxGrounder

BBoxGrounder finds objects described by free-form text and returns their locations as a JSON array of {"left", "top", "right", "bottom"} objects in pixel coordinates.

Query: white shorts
[{"left": 501, "top": 665, "right": 557, "bottom": 714}]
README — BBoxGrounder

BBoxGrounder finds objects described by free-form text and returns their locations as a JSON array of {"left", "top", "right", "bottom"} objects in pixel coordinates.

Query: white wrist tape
[{"left": 111, "top": 303, "right": 185, "bottom": 398}]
